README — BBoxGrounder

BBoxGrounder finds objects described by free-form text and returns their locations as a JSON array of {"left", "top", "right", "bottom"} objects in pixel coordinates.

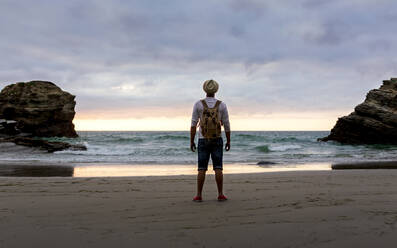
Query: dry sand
[{"left": 1, "top": 170, "right": 397, "bottom": 248}]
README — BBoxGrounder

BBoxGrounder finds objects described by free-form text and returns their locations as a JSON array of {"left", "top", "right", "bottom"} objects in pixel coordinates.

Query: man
[{"left": 190, "top": 79, "right": 231, "bottom": 202}]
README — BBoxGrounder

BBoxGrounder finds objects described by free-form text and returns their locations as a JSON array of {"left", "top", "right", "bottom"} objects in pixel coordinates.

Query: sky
[{"left": 1, "top": 0, "right": 397, "bottom": 131}]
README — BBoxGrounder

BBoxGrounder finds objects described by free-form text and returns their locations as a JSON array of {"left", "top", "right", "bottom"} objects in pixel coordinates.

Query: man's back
[{"left": 191, "top": 97, "right": 230, "bottom": 138}]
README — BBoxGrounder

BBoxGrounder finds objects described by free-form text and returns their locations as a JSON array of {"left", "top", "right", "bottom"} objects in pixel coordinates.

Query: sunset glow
[{"left": 74, "top": 111, "right": 345, "bottom": 131}]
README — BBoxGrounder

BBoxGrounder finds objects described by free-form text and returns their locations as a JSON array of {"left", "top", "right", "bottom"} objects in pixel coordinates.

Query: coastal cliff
[
  {"left": 0, "top": 81, "right": 78, "bottom": 137},
  {"left": 320, "top": 78, "right": 397, "bottom": 144},
  {"left": 0, "top": 81, "right": 85, "bottom": 152}
]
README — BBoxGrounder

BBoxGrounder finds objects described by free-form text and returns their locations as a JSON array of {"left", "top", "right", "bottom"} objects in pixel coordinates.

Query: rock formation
[
  {"left": 320, "top": 78, "right": 397, "bottom": 144},
  {"left": 2, "top": 136, "right": 86, "bottom": 153},
  {"left": 0, "top": 81, "right": 86, "bottom": 152},
  {"left": 0, "top": 81, "right": 78, "bottom": 137},
  {"left": 0, "top": 119, "right": 86, "bottom": 152}
]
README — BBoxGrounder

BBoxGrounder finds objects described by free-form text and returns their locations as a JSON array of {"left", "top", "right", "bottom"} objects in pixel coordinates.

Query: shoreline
[
  {"left": 0, "top": 161, "right": 333, "bottom": 177},
  {"left": 2, "top": 170, "right": 397, "bottom": 247},
  {"left": 2, "top": 160, "right": 397, "bottom": 178}
]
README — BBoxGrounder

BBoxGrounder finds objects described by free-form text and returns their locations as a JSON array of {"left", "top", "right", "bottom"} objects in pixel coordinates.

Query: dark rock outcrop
[
  {"left": 2, "top": 136, "right": 87, "bottom": 153},
  {"left": 257, "top": 161, "right": 277, "bottom": 165},
  {"left": 0, "top": 118, "right": 86, "bottom": 152},
  {"left": 320, "top": 78, "right": 397, "bottom": 144},
  {"left": 0, "top": 81, "right": 86, "bottom": 152},
  {"left": 0, "top": 81, "right": 78, "bottom": 137}
]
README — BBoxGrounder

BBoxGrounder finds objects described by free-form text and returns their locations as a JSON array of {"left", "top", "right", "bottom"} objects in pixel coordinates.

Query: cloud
[{"left": 1, "top": 0, "right": 397, "bottom": 120}]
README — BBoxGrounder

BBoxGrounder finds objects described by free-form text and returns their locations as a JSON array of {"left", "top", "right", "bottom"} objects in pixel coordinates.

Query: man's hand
[
  {"left": 191, "top": 142, "right": 197, "bottom": 152},
  {"left": 225, "top": 142, "right": 231, "bottom": 151}
]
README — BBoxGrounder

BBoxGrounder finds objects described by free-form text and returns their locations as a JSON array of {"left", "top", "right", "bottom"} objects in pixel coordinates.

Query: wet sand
[
  {"left": 1, "top": 169, "right": 397, "bottom": 247},
  {"left": 332, "top": 161, "right": 397, "bottom": 169},
  {"left": 0, "top": 162, "right": 331, "bottom": 177}
]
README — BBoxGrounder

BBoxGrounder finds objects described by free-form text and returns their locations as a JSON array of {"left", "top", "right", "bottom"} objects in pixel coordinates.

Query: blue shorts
[{"left": 198, "top": 138, "right": 223, "bottom": 171}]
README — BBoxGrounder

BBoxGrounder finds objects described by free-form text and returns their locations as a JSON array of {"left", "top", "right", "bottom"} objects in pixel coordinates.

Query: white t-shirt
[{"left": 191, "top": 97, "right": 231, "bottom": 139}]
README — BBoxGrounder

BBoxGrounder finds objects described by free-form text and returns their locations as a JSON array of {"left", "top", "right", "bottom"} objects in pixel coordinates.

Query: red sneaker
[
  {"left": 218, "top": 195, "right": 228, "bottom": 201},
  {"left": 193, "top": 196, "right": 202, "bottom": 202}
]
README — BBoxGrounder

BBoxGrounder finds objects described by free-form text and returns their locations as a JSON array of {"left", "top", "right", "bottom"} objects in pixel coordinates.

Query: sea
[{"left": 1, "top": 131, "right": 397, "bottom": 166}]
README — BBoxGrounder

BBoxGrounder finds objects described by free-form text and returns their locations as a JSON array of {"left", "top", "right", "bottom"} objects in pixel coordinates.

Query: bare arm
[
  {"left": 190, "top": 126, "right": 197, "bottom": 152},
  {"left": 190, "top": 102, "right": 199, "bottom": 152},
  {"left": 225, "top": 131, "right": 231, "bottom": 151},
  {"left": 221, "top": 103, "right": 231, "bottom": 151}
]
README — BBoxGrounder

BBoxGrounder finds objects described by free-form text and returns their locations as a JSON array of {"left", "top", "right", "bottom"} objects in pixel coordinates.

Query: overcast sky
[{"left": 1, "top": 0, "right": 396, "bottom": 129}]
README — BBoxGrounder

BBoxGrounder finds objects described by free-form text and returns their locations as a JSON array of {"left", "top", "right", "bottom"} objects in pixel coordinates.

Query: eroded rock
[
  {"left": 0, "top": 81, "right": 86, "bottom": 152},
  {"left": 320, "top": 78, "right": 397, "bottom": 144},
  {"left": 0, "top": 81, "right": 78, "bottom": 137},
  {"left": 1, "top": 136, "right": 87, "bottom": 153}
]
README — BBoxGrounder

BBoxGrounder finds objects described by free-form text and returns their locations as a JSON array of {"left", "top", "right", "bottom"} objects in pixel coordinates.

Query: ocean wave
[
  {"left": 281, "top": 154, "right": 311, "bottom": 159},
  {"left": 154, "top": 135, "right": 189, "bottom": 141},
  {"left": 235, "top": 134, "right": 266, "bottom": 141},
  {"left": 37, "top": 136, "right": 79, "bottom": 143},
  {"left": 6, "top": 131, "right": 397, "bottom": 165},
  {"left": 271, "top": 137, "right": 299, "bottom": 142},
  {"left": 269, "top": 144, "right": 302, "bottom": 152},
  {"left": 255, "top": 145, "right": 270, "bottom": 153},
  {"left": 331, "top": 153, "right": 354, "bottom": 158},
  {"left": 364, "top": 144, "right": 397, "bottom": 150},
  {"left": 112, "top": 137, "right": 144, "bottom": 143},
  {"left": 89, "top": 135, "right": 145, "bottom": 144},
  {"left": 55, "top": 145, "right": 190, "bottom": 157}
]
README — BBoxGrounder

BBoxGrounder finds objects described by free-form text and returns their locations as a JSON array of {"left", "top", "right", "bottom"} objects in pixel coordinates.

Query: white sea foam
[{"left": 269, "top": 144, "right": 302, "bottom": 152}]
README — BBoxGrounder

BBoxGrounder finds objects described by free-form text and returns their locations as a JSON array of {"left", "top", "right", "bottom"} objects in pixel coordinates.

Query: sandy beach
[{"left": 1, "top": 169, "right": 397, "bottom": 248}]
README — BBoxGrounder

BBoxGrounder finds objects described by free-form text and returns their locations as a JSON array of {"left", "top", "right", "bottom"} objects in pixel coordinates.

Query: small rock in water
[
  {"left": 257, "top": 161, "right": 277, "bottom": 165},
  {"left": 68, "top": 144, "right": 87, "bottom": 151}
]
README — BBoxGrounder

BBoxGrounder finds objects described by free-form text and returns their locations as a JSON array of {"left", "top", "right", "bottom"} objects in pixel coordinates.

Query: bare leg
[
  {"left": 196, "top": 170, "right": 206, "bottom": 197},
  {"left": 215, "top": 169, "right": 223, "bottom": 196}
]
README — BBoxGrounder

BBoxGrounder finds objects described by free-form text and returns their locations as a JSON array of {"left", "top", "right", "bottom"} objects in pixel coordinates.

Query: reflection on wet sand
[
  {"left": 71, "top": 163, "right": 331, "bottom": 177},
  {"left": 0, "top": 163, "right": 332, "bottom": 177}
]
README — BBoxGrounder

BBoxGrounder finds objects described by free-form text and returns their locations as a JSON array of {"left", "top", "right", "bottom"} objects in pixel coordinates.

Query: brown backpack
[{"left": 200, "top": 100, "right": 222, "bottom": 139}]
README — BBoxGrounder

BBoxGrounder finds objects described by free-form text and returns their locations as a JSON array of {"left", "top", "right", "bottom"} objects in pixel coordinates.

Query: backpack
[{"left": 200, "top": 100, "right": 222, "bottom": 139}]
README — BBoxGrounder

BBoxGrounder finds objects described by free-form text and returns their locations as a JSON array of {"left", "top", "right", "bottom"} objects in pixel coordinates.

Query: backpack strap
[
  {"left": 214, "top": 100, "right": 222, "bottom": 110},
  {"left": 201, "top": 99, "right": 209, "bottom": 110},
  {"left": 201, "top": 100, "right": 221, "bottom": 110}
]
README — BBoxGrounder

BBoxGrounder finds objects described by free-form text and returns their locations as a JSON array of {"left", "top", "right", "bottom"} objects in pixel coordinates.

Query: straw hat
[{"left": 203, "top": 79, "right": 219, "bottom": 94}]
